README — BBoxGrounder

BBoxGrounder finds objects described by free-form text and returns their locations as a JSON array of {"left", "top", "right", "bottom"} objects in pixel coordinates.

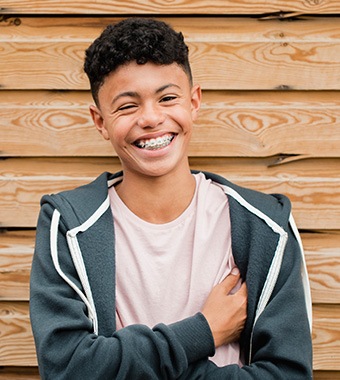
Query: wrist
[{"left": 169, "top": 312, "right": 215, "bottom": 363}]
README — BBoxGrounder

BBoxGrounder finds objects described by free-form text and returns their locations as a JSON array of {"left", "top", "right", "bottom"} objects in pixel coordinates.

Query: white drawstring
[
  {"left": 50, "top": 209, "right": 98, "bottom": 333},
  {"left": 219, "top": 184, "right": 290, "bottom": 363},
  {"left": 289, "top": 214, "right": 313, "bottom": 332}
]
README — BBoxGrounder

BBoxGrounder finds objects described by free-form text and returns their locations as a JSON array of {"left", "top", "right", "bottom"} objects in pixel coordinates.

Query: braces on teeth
[{"left": 136, "top": 135, "right": 174, "bottom": 150}]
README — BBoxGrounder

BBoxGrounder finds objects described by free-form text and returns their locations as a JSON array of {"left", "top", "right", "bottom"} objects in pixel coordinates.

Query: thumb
[
  {"left": 230, "top": 267, "right": 240, "bottom": 276},
  {"left": 219, "top": 267, "right": 241, "bottom": 293}
]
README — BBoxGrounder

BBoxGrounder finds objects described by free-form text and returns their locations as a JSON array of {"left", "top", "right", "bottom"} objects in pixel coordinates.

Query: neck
[{"left": 115, "top": 167, "right": 196, "bottom": 224}]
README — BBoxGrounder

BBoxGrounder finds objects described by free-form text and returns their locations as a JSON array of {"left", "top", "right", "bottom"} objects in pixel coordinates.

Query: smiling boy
[
  {"left": 30, "top": 18, "right": 313, "bottom": 379},
  {"left": 89, "top": 61, "right": 200, "bottom": 223}
]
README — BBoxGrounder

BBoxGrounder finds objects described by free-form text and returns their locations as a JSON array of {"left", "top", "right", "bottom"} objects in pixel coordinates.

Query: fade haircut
[{"left": 84, "top": 17, "right": 193, "bottom": 105}]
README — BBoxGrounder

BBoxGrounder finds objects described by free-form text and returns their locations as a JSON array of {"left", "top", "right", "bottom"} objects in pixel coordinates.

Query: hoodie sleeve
[
  {"left": 30, "top": 201, "right": 215, "bottom": 380},
  {"left": 178, "top": 220, "right": 313, "bottom": 379}
]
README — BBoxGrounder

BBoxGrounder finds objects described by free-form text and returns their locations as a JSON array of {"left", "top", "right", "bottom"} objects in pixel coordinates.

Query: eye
[
  {"left": 160, "top": 95, "right": 177, "bottom": 103},
  {"left": 117, "top": 104, "right": 137, "bottom": 111}
]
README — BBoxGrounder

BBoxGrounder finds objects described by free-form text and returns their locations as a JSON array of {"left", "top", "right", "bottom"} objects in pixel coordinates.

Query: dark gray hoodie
[{"left": 30, "top": 171, "right": 313, "bottom": 379}]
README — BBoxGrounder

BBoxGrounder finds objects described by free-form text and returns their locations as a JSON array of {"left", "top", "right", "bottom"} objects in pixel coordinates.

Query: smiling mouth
[{"left": 134, "top": 133, "right": 175, "bottom": 150}]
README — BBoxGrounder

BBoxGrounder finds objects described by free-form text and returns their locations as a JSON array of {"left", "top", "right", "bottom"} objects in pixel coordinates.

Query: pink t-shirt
[{"left": 109, "top": 172, "right": 241, "bottom": 367}]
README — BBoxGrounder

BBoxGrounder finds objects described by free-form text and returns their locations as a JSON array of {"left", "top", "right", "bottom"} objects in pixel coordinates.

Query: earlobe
[
  {"left": 191, "top": 84, "right": 202, "bottom": 121},
  {"left": 89, "top": 105, "right": 110, "bottom": 140}
]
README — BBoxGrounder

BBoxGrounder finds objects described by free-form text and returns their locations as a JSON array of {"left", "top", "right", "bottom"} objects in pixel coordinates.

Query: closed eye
[{"left": 118, "top": 104, "right": 137, "bottom": 111}]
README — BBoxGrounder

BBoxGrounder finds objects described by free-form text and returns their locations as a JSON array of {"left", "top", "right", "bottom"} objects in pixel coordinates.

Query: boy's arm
[
  {"left": 30, "top": 202, "right": 243, "bottom": 380},
  {"left": 180, "top": 226, "right": 313, "bottom": 379}
]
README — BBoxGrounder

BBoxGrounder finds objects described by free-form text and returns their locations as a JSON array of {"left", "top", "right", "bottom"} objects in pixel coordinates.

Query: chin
[{"left": 137, "top": 162, "right": 181, "bottom": 178}]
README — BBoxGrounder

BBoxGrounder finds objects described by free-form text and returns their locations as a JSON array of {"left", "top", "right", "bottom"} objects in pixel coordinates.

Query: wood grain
[
  {"left": 1, "top": 0, "right": 339, "bottom": 14},
  {"left": 312, "top": 305, "right": 340, "bottom": 371},
  {"left": 2, "top": 16, "right": 340, "bottom": 42},
  {"left": 1, "top": 157, "right": 340, "bottom": 229},
  {"left": 1, "top": 229, "right": 339, "bottom": 302},
  {"left": 304, "top": 232, "right": 340, "bottom": 304},
  {"left": 1, "top": 42, "right": 339, "bottom": 91},
  {"left": 0, "top": 302, "right": 36, "bottom": 366},
  {"left": 1, "top": 17, "right": 339, "bottom": 90},
  {"left": 1, "top": 90, "right": 340, "bottom": 158},
  {"left": 0, "top": 231, "right": 34, "bottom": 301},
  {"left": 1, "top": 302, "right": 338, "bottom": 369}
]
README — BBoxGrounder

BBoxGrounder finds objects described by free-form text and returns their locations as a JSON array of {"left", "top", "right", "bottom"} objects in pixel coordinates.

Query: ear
[
  {"left": 89, "top": 105, "right": 110, "bottom": 140},
  {"left": 190, "top": 84, "right": 202, "bottom": 121}
]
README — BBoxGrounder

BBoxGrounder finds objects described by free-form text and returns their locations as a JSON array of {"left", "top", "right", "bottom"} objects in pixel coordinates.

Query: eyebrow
[
  {"left": 111, "top": 83, "right": 181, "bottom": 105},
  {"left": 111, "top": 91, "right": 138, "bottom": 105},
  {"left": 156, "top": 83, "right": 181, "bottom": 93}
]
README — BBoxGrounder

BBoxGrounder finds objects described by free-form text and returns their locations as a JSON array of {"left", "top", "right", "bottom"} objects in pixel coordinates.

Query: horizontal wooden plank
[
  {"left": 191, "top": 158, "right": 340, "bottom": 231},
  {"left": 304, "top": 232, "right": 340, "bottom": 304},
  {"left": 0, "top": 367, "right": 40, "bottom": 380},
  {"left": 1, "top": 302, "right": 338, "bottom": 369},
  {"left": 1, "top": 90, "right": 340, "bottom": 158},
  {"left": 1, "top": 229, "right": 339, "bottom": 302},
  {"left": 314, "top": 372, "right": 340, "bottom": 380},
  {"left": 1, "top": 0, "right": 339, "bottom": 14},
  {"left": 312, "top": 305, "right": 340, "bottom": 371},
  {"left": 2, "top": 17, "right": 340, "bottom": 43},
  {"left": 0, "top": 230, "right": 34, "bottom": 301},
  {"left": 1, "top": 43, "right": 338, "bottom": 91},
  {"left": 1, "top": 157, "right": 340, "bottom": 229},
  {"left": 0, "top": 302, "right": 36, "bottom": 366},
  {"left": 0, "top": 17, "right": 339, "bottom": 90},
  {"left": 0, "top": 368, "right": 338, "bottom": 380}
]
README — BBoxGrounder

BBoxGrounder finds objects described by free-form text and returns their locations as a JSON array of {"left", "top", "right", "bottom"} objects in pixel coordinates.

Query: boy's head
[{"left": 84, "top": 18, "right": 193, "bottom": 105}]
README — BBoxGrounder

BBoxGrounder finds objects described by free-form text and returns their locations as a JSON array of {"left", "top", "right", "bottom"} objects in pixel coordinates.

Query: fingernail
[{"left": 231, "top": 267, "right": 240, "bottom": 275}]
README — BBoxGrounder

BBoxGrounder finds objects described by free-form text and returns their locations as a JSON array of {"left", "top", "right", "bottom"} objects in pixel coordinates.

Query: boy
[{"left": 30, "top": 18, "right": 313, "bottom": 379}]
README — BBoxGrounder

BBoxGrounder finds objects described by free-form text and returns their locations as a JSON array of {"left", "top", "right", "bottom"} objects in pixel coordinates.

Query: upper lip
[{"left": 132, "top": 132, "right": 176, "bottom": 144}]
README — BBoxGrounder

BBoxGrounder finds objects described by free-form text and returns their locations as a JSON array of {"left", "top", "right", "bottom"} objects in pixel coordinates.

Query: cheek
[
  {"left": 180, "top": 109, "right": 195, "bottom": 132},
  {"left": 109, "top": 126, "right": 130, "bottom": 150}
]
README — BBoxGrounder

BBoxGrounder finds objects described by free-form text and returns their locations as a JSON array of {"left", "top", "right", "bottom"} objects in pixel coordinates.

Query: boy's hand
[{"left": 201, "top": 268, "right": 247, "bottom": 348}]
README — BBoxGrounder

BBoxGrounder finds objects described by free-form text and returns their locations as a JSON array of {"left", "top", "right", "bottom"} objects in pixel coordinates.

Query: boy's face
[{"left": 90, "top": 61, "right": 201, "bottom": 179}]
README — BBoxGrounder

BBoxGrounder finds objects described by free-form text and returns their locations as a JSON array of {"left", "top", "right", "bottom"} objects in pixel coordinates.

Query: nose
[{"left": 137, "top": 103, "right": 166, "bottom": 129}]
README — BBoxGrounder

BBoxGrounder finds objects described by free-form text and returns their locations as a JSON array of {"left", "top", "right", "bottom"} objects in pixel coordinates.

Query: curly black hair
[{"left": 84, "top": 18, "right": 193, "bottom": 105}]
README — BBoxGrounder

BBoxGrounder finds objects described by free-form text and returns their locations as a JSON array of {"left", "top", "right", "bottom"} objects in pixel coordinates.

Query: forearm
[
  {"left": 31, "top": 204, "right": 215, "bottom": 380},
  {"left": 31, "top": 296, "right": 214, "bottom": 379},
  {"left": 31, "top": 267, "right": 214, "bottom": 379},
  {"left": 178, "top": 233, "right": 313, "bottom": 379},
  {"left": 178, "top": 359, "right": 311, "bottom": 380}
]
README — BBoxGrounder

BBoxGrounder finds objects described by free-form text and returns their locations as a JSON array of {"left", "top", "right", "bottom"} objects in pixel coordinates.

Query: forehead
[{"left": 99, "top": 61, "right": 191, "bottom": 98}]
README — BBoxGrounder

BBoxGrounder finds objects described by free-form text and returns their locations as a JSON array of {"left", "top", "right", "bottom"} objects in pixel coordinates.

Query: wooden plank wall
[{"left": 0, "top": 1, "right": 339, "bottom": 378}]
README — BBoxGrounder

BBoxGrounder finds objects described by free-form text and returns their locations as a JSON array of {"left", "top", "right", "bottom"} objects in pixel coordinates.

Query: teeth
[{"left": 135, "top": 134, "right": 174, "bottom": 150}]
